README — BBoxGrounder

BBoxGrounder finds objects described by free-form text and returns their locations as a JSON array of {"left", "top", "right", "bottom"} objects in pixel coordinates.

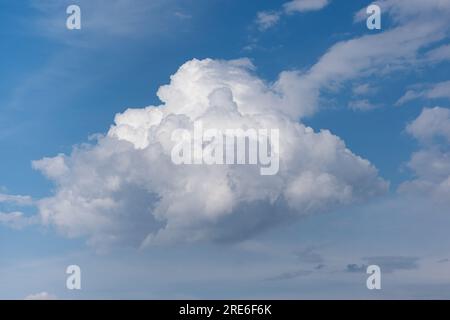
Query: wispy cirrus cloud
[
  {"left": 266, "top": 269, "right": 312, "bottom": 281},
  {"left": 426, "top": 44, "right": 450, "bottom": 63},
  {"left": 0, "top": 193, "right": 33, "bottom": 206},
  {"left": 283, "top": 0, "right": 330, "bottom": 14},
  {"left": 346, "top": 256, "right": 420, "bottom": 274},
  {"left": 24, "top": 292, "right": 57, "bottom": 300},
  {"left": 396, "top": 81, "right": 450, "bottom": 106},
  {"left": 0, "top": 193, "right": 36, "bottom": 229},
  {"left": 255, "top": 0, "right": 330, "bottom": 31},
  {"left": 28, "top": 0, "right": 188, "bottom": 46},
  {"left": 0, "top": 212, "right": 37, "bottom": 229},
  {"left": 255, "top": 11, "right": 281, "bottom": 31},
  {"left": 348, "top": 99, "right": 379, "bottom": 112}
]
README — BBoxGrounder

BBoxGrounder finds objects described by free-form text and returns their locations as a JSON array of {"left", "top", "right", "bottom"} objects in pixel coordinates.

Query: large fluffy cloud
[
  {"left": 31, "top": 1, "right": 450, "bottom": 249},
  {"left": 32, "top": 58, "right": 387, "bottom": 249}
]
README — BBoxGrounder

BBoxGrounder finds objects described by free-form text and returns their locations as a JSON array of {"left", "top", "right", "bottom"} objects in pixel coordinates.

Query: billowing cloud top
[{"left": 33, "top": 58, "right": 388, "bottom": 249}]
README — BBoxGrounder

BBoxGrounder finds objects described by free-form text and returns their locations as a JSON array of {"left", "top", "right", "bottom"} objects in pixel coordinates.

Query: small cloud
[
  {"left": 0, "top": 193, "right": 34, "bottom": 206},
  {"left": 427, "top": 81, "right": 450, "bottom": 99},
  {"left": 174, "top": 11, "right": 192, "bottom": 19},
  {"left": 438, "top": 258, "right": 450, "bottom": 263},
  {"left": 254, "top": 0, "right": 330, "bottom": 34},
  {"left": 395, "top": 90, "right": 423, "bottom": 106},
  {"left": 293, "top": 247, "right": 324, "bottom": 264},
  {"left": 283, "top": 0, "right": 330, "bottom": 14},
  {"left": 346, "top": 263, "right": 367, "bottom": 273},
  {"left": 405, "top": 107, "right": 450, "bottom": 144},
  {"left": 255, "top": 11, "right": 281, "bottom": 31},
  {"left": 364, "top": 256, "right": 419, "bottom": 273},
  {"left": 315, "top": 264, "right": 326, "bottom": 270},
  {"left": 352, "top": 83, "right": 377, "bottom": 96},
  {"left": 267, "top": 270, "right": 312, "bottom": 281},
  {"left": 25, "top": 292, "right": 57, "bottom": 300},
  {"left": 396, "top": 81, "right": 450, "bottom": 106},
  {"left": 348, "top": 99, "right": 379, "bottom": 111},
  {"left": 0, "top": 212, "right": 37, "bottom": 230},
  {"left": 347, "top": 256, "right": 420, "bottom": 274},
  {"left": 426, "top": 44, "right": 450, "bottom": 63}
]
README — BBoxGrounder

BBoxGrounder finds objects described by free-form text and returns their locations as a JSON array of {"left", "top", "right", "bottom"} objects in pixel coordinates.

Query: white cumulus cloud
[{"left": 32, "top": 58, "right": 388, "bottom": 249}]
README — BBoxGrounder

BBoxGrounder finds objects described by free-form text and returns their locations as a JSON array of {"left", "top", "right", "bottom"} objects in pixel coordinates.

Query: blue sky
[{"left": 1, "top": 0, "right": 450, "bottom": 299}]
